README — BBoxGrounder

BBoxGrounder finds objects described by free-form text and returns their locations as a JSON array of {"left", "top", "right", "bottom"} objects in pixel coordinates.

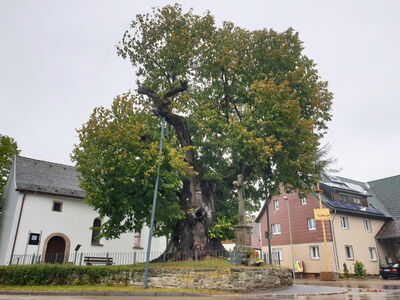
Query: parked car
[{"left": 380, "top": 263, "right": 400, "bottom": 279}]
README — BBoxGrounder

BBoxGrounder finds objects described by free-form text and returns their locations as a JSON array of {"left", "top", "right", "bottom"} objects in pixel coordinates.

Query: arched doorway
[{"left": 45, "top": 236, "right": 66, "bottom": 263}]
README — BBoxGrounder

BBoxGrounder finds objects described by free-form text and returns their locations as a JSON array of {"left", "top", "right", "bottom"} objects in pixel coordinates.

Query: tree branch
[
  {"left": 137, "top": 86, "right": 159, "bottom": 101},
  {"left": 163, "top": 80, "right": 189, "bottom": 99}
]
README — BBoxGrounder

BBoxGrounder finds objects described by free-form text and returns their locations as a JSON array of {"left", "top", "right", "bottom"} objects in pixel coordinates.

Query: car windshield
[{"left": 382, "top": 263, "right": 399, "bottom": 268}]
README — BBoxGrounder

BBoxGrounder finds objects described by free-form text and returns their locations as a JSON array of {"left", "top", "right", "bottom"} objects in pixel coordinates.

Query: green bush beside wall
[{"left": 0, "top": 265, "right": 141, "bottom": 286}]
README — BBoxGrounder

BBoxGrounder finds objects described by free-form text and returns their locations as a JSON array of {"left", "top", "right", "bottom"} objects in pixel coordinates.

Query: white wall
[
  {"left": 12, "top": 193, "right": 166, "bottom": 264},
  {"left": 0, "top": 162, "right": 24, "bottom": 265}
]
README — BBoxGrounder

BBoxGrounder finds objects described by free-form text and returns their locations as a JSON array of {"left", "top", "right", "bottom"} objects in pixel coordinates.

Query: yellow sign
[
  {"left": 314, "top": 208, "right": 330, "bottom": 220},
  {"left": 294, "top": 261, "right": 304, "bottom": 273}
]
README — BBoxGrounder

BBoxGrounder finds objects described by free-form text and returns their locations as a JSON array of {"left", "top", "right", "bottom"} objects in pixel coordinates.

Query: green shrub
[
  {"left": 353, "top": 261, "right": 367, "bottom": 278},
  {"left": 342, "top": 263, "right": 349, "bottom": 277},
  {"left": 0, "top": 264, "right": 138, "bottom": 286}
]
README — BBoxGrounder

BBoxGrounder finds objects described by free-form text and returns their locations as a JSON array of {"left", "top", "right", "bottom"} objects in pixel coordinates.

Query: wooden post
[{"left": 317, "top": 182, "right": 330, "bottom": 272}]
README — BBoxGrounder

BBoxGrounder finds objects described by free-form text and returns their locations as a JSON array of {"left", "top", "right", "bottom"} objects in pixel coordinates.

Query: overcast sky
[{"left": 0, "top": 0, "right": 399, "bottom": 182}]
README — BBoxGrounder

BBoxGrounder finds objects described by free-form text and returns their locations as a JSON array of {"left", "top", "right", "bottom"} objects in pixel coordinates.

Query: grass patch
[
  {"left": 0, "top": 285, "right": 232, "bottom": 295},
  {"left": 146, "top": 258, "right": 280, "bottom": 269},
  {"left": 147, "top": 258, "right": 231, "bottom": 269}
]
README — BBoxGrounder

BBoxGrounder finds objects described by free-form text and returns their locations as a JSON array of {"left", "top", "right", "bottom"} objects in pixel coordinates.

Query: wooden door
[{"left": 45, "top": 236, "right": 65, "bottom": 263}]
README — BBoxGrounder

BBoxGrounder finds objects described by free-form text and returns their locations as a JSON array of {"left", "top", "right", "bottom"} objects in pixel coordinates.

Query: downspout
[
  {"left": 9, "top": 192, "right": 27, "bottom": 265},
  {"left": 330, "top": 208, "right": 340, "bottom": 273}
]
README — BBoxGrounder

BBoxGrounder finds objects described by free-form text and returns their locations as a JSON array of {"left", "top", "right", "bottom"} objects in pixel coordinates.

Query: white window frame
[
  {"left": 369, "top": 247, "right": 377, "bottom": 261},
  {"left": 272, "top": 223, "right": 281, "bottom": 235},
  {"left": 340, "top": 216, "right": 349, "bottom": 229},
  {"left": 272, "top": 248, "right": 283, "bottom": 261},
  {"left": 310, "top": 246, "right": 320, "bottom": 260},
  {"left": 273, "top": 199, "right": 279, "bottom": 210},
  {"left": 363, "top": 219, "right": 372, "bottom": 232},
  {"left": 354, "top": 197, "right": 361, "bottom": 205},
  {"left": 345, "top": 245, "right": 354, "bottom": 260},
  {"left": 301, "top": 197, "right": 307, "bottom": 205},
  {"left": 307, "top": 218, "right": 316, "bottom": 231}
]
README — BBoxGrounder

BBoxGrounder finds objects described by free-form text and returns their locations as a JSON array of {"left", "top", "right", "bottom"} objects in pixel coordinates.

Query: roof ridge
[
  {"left": 368, "top": 174, "right": 400, "bottom": 184},
  {"left": 16, "top": 155, "right": 76, "bottom": 169},
  {"left": 336, "top": 176, "right": 366, "bottom": 185}
]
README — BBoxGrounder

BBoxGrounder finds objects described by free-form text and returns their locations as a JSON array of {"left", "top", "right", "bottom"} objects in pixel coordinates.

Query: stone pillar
[{"left": 233, "top": 174, "right": 252, "bottom": 250}]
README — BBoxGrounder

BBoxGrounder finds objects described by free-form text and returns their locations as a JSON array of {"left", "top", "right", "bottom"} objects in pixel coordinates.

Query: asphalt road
[{"left": 0, "top": 278, "right": 399, "bottom": 300}]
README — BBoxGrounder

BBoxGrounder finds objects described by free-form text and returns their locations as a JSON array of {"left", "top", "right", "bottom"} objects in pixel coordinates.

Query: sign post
[
  {"left": 316, "top": 183, "right": 338, "bottom": 281},
  {"left": 315, "top": 184, "right": 330, "bottom": 273}
]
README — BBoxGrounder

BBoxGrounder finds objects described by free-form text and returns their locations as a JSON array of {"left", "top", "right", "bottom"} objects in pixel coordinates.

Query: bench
[{"left": 84, "top": 256, "right": 113, "bottom": 265}]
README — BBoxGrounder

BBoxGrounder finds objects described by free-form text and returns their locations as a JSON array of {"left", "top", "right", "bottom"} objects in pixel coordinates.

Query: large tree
[
  {"left": 72, "top": 4, "right": 332, "bottom": 254},
  {"left": 0, "top": 134, "right": 20, "bottom": 197}
]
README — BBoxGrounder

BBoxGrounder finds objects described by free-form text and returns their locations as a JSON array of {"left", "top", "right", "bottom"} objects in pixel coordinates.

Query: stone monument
[{"left": 233, "top": 174, "right": 252, "bottom": 251}]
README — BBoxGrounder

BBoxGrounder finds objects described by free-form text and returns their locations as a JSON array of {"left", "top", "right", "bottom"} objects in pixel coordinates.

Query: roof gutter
[{"left": 16, "top": 189, "right": 85, "bottom": 200}]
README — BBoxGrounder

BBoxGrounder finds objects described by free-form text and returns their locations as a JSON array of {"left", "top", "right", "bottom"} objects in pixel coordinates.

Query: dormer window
[
  {"left": 353, "top": 197, "right": 361, "bottom": 205},
  {"left": 340, "top": 195, "right": 347, "bottom": 202}
]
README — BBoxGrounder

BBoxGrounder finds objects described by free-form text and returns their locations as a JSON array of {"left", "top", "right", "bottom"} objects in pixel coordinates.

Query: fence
[{"left": 10, "top": 250, "right": 281, "bottom": 266}]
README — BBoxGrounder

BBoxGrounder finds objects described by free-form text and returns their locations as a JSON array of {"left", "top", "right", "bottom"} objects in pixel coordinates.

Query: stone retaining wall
[{"left": 129, "top": 267, "right": 292, "bottom": 292}]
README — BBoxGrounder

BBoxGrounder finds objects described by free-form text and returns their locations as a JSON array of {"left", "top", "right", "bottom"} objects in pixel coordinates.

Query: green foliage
[
  {"left": 343, "top": 263, "right": 349, "bottom": 275},
  {"left": 208, "top": 217, "right": 233, "bottom": 240},
  {"left": 353, "top": 260, "right": 367, "bottom": 278},
  {"left": 0, "top": 264, "right": 126, "bottom": 286},
  {"left": 72, "top": 96, "right": 191, "bottom": 238},
  {"left": 74, "top": 4, "right": 333, "bottom": 240},
  {"left": 0, "top": 134, "right": 20, "bottom": 197}
]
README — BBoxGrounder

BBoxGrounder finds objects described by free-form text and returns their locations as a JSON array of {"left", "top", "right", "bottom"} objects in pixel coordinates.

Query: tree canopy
[
  {"left": 0, "top": 134, "right": 20, "bottom": 197},
  {"left": 72, "top": 4, "right": 332, "bottom": 249}
]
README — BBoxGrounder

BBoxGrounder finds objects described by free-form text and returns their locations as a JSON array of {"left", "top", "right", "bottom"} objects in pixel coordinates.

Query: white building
[{"left": 0, "top": 156, "right": 166, "bottom": 266}]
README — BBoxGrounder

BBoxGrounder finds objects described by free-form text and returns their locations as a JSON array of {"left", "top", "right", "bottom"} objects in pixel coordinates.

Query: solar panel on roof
[
  {"left": 327, "top": 201, "right": 384, "bottom": 215},
  {"left": 328, "top": 175, "right": 344, "bottom": 183}
]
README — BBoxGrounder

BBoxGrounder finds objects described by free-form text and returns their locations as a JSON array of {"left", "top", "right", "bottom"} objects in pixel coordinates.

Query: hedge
[{"left": 0, "top": 264, "right": 143, "bottom": 286}]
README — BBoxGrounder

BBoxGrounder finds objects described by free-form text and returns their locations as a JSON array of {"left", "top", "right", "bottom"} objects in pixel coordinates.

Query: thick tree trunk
[{"left": 138, "top": 83, "right": 225, "bottom": 256}]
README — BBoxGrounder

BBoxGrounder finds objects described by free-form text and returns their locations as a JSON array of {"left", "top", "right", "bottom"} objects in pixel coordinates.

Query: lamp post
[
  {"left": 265, "top": 198, "right": 272, "bottom": 265},
  {"left": 284, "top": 196, "right": 295, "bottom": 278},
  {"left": 143, "top": 117, "right": 165, "bottom": 289}
]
